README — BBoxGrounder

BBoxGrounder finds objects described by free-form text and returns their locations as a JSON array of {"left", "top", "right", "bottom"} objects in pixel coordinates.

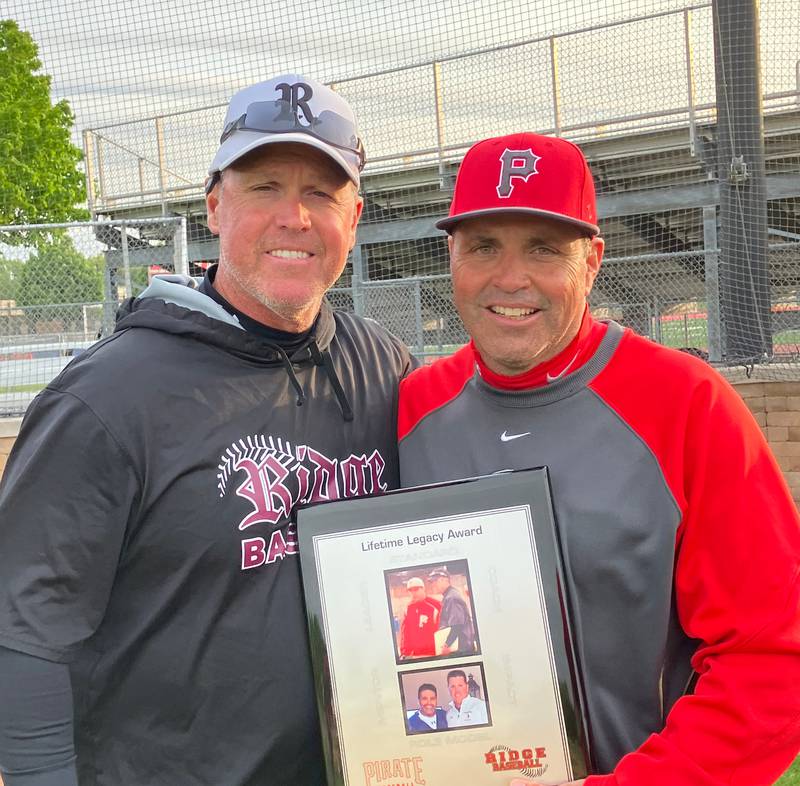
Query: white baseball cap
[
  {"left": 406, "top": 577, "right": 425, "bottom": 589},
  {"left": 208, "top": 74, "right": 365, "bottom": 189}
]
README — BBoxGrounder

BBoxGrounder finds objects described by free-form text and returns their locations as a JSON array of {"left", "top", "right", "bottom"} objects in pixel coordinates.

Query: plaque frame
[{"left": 296, "top": 468, "right": 592, "bottom": 786}]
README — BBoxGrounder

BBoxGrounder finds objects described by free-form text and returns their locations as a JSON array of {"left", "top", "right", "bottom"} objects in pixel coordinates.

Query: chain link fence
[
  {"left": 1, "top": 0, "right": 800, "bottom": 416},
  {"left": 1, "top": 223, "right": 799, "bottom": 415},
  {"left": 0, "top": 218, "right": 187, "bottom": 415}
]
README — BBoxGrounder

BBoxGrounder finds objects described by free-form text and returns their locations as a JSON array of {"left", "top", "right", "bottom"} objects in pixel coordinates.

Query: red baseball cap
[{"left": 436, "top": 132, "right": 599, "bottom": 236}]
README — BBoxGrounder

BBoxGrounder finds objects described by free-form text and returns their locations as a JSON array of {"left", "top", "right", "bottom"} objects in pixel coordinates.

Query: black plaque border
[{"left": 296, "top": 467, "right": 593, "bottom": 786}]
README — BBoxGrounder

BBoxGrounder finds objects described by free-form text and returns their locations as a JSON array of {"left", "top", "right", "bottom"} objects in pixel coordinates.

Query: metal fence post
[
  {"left": 351, "top": 244, "right": 365, "bottom": 317},
  {"left": 653, "top": 297, "right": 662, "bottom": 343},
  {"left": 102, "top": 258, "right": 116, "bottom": 337},
  {"left": 82, "top": 130, "right": 96, "bottom": 215},
  {"left": 713, "top": 0, "right": 772, "bottom": 361},
  {"left": 121, "top": 224, "right": 132, "bottom": 298},
  {"left": 96, "top": 136, "right": 107, "bottom": 210},
  {"left": 432, "top": 62, "right": 448, "bottom": 189},
  {"left": 414, "top": 279, "right": 424, "bottom": 354},
  {"left": 173, "top": 217, "right": 189, "bottom": 276},
  {"left": 155, "top": 117, "right": 168, "bottom": 216},
  {"left": 138, "top": 159, "right": 147, "bottom": 204},
  {"left": 684, "top": 9, "right": 698, "bottom": 156},
  {"left": 796, "top": 59, "right": 800, "bottom": 107},
  {"left": 703, "top": 205, "right": 723, "bottom": 361},
  {"left": 549, "top": 36, "right": 563, "bottom": 136}
]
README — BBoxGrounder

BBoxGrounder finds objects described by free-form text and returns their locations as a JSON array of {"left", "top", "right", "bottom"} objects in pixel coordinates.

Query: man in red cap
[
  {"left": 398, "top": 133, "right": 800, "bottom": 785},
  {"left": 398, "top": 577, "right": 441, "bottom": 658}
]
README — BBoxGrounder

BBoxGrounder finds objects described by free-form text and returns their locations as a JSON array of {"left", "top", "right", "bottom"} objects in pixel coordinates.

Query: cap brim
[
  {"left": 435, "top": 207, "right": 599, "bottom": 236},
  {"left": 209, "top": 131, "right": 360, "bottom": 186}
]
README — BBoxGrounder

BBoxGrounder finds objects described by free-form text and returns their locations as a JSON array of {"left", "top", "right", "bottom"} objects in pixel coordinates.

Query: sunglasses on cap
[{"left": 219, "top": 99, "right": 365, "bottom": 171}]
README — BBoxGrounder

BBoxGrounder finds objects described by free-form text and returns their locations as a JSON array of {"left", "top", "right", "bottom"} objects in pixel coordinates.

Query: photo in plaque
[
  {"left": 296, "top": 468, "right": 592, "bottom": 786},
  {"left": 399, "top": 662, "right": 492, "bottom": 735},
  {"left": 384, "top": 558, "right": 481, "bottom": 663}
]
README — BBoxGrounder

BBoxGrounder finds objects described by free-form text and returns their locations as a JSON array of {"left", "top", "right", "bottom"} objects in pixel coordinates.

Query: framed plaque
[{"left": 296, "top": 468, "right": 591, "bottom": 786}]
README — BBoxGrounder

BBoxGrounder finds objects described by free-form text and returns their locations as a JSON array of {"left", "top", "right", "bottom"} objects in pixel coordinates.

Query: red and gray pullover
[{"left": 398, "top": 316, "right": 800, "bottom": 786}]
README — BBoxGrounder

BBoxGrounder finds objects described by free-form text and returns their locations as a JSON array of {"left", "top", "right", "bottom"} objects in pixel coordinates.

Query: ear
[
  {"left": 206, "top": 181, "right": 221, "bottom": 236},
  {"left": 584, "top": 236, "right": 604, "bottom": 295},
  {"left": 347, "top": 195, "right": 364, "bottom": 250},
  {"left": 447, "top": 234, "right": 455, "bottom": 269}
]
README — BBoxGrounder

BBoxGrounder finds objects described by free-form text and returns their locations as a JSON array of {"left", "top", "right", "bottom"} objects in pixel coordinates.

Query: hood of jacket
[
  {"left": 114, "top": 274, "right": 336, "bottom": 366},
  {"left": 114, "top": 275, "right": 353, "bottom": 418}
]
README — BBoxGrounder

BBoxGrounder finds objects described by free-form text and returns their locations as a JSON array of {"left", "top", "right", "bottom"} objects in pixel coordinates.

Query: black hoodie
[{"left": 0, "top": 276, "right": 414, "bottom": 785}]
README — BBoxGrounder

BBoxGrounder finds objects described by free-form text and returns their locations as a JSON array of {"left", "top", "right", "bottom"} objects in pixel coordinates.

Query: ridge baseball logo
[
  {"left": 217, "top": 435, "right": 387, "bottom": 570},
  {"left": 483, "top": 744, "right": 548, "bottom": 778},
  {"left": 497, "top": 148, "right": 541, "bottom": 198}
]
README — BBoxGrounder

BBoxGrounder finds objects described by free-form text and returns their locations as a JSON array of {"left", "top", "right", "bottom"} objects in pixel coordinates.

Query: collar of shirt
[
  {"left": 416, "top": 711, "right": 439, "bottom": 729},
  {"left": 199, "top": 264, "right": 315, "bottom": 351},
  {"left": 449, "top": 695, "right": 478, "bottom": 714},
  {"left": 472, "top": 306, "right": 608, "bottom": 391}
]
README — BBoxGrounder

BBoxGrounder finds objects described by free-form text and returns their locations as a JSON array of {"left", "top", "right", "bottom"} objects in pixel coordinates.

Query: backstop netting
[{"left": 1, "top": 0, "right": 799, "bottom": 413}]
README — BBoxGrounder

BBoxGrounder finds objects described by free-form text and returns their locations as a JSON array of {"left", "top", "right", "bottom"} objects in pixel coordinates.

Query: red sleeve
[
  {"left": 586, "top": 335, "right": 800, "bottom": 786},
  {"left": 398, "top": 344, "right": 474, "bottom": 441}
]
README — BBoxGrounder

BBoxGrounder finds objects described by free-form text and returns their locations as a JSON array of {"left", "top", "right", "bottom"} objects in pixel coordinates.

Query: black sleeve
[
  {"left": 0, "top": 646, "right": 78, "bottom": 786},
  {"left": 0, "top": 388, "right": 141, "bottom": 661}
]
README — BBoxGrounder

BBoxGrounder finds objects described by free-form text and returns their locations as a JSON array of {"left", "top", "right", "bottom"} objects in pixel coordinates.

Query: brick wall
[
  {"left": 0, "top": 387, "right": 799, "bottom": 501},
  {"left": 0, "top": 418, "right": 21, "bottom": 481},
  {"left": 733, "top": 380, "right": 800, "bottom": 505}
]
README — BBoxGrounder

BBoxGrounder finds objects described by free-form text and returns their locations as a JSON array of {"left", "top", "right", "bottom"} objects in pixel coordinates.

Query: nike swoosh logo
[
  {"left": 546, "top": 350, "right": 579, "bottom": 383},
  {"left": 500, "top": 430, "right": 531, "bottom": 442}
]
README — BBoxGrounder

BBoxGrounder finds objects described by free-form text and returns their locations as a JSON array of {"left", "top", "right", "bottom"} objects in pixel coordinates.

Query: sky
[{"left": 4, "top": 0, "right": 798, "bottom": 196}]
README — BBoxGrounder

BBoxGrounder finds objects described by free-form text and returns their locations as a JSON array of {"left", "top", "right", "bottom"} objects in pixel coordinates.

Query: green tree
[
  {"left": 0, "top": 20, "right": 87, "bottom": 233},
  {"left": 18, "top": 235, "right": 102, "bottom": 307},
  {"left": 0, "top": 255, "right": 23, "bottom": 301}
]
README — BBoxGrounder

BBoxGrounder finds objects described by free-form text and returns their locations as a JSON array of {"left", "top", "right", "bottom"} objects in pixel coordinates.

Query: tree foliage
[
  {"left": 17, "top": 235, "right": 102, "bottom": 307},
  {"left": 0, "top": 255, "right": 23, "bottom": 301},
  {"left": 0, "top": 20, "right": 87, "bottom": 231}
]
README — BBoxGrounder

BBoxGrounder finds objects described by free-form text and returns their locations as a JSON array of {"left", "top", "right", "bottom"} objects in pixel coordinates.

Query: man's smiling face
[
  {"left": 449, "top": 213, "right": 603, "bottom": 376},
  {"left": 207, "top": 142, "right": 362, "bottom": 332}
]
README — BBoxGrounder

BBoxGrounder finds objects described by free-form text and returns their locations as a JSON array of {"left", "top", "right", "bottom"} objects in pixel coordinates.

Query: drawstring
[
  {"left": 308, "top": 341, "right": 354, "bottom": 422},
  {"left": 267, "top": 337, "right": 353, "bottom": 422},
  {"left": 269, "top": 342, "right": 306, "bottom": 408}
]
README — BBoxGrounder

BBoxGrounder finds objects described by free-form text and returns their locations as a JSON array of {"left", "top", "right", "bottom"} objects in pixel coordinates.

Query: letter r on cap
[{"left": 497, "top": 148, "right": 541, "bottom": 198}]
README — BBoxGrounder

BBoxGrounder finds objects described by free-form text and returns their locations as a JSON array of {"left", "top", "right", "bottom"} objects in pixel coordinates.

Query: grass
[
  {"left": 0, "top": 383, "right": 45, "bottom": 394},
  {"left": 777, "top": 758, "right": 800, "bottom": 785},
  {"left": 653, "top": 311, "right": 800, "bottom": 351}
]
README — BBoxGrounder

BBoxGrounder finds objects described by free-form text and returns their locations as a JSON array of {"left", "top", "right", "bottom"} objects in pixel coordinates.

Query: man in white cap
[
  {"left": 398, "top": 577, "right": 441, "bottom": 658},
  {"left": 0, "top": 75, "right": 414, "bottom": 786},
  {"left": 398, "top": 132, "right": 800, "bottom": 785}
]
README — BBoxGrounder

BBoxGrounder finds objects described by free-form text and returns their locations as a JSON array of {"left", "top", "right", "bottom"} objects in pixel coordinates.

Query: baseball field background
[{"left": 1, "top": 0, "right": 799, "bottom": 781}]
